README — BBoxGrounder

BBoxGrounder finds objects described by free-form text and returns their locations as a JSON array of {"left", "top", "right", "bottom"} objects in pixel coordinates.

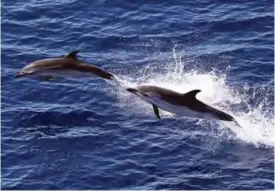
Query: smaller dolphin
[
  {"left": 15, "top": 50, "right": 114, "bottom": 81},
  {"left": 126, "top": 85, "right": 241, "bottom": 127}
]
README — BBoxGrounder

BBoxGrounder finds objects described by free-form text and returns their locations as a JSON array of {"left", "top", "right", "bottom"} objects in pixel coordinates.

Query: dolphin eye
[{"left": 24, "top": 70, "right": 35, "bottom": 75}]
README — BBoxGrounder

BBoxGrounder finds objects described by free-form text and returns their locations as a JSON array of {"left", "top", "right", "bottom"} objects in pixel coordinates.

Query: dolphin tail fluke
[
  {"left": 103, "top": 71, "right": 116, "bottom": 80},
  {"left": 231, "top": 118, "right": 242, "bottom": 128}
]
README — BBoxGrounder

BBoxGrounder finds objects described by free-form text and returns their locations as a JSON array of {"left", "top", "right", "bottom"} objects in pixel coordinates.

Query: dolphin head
[
  {"left": 14, "top": 60, "right": 48, "bottom": 78},
  {"left": 14, "top": 62, "right": 38, "bottom": 78},
  {"left": 14, "top": 50, "right": 80, "bottom": 79},
  {"left": 14, "top": 72, "right": 29, "bottom": 78}
]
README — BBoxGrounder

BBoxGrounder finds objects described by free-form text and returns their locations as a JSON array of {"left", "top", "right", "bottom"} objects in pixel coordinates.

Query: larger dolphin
[{"left": 126, "top": 85, "right": 241, "bottom": 127}]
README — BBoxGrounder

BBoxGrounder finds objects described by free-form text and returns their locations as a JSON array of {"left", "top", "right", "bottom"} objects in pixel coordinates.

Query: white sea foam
[{"left": 110, "top": 48, "right": 274, "bottom": 148}]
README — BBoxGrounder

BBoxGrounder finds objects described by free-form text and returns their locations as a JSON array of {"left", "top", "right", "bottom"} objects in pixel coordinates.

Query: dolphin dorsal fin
[
  {"left": 65, "top": 50, "right": 79, "bottom": 60},
  {"left": 183, "top": 89, "right": 201, "bottom": 99}
]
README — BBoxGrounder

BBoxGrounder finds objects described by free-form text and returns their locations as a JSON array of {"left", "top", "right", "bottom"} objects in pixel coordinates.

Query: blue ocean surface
[{"left": 1, "top": 0, "right": 274, "bottom": 190}]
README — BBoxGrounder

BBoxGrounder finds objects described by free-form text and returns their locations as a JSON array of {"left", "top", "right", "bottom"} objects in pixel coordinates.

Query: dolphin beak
[
  {"left": 14, "top": 72, "right": 25, "bottom": 78},
  {"left": 126, "top": 88, "right": 138, "bottom": 93}
]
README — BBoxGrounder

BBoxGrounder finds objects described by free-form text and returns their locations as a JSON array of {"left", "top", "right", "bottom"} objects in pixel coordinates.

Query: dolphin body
[
  {"left": 126, "top": 85, "right": 241, "bottom": 126},
  {"left": 15, "top": 50, "right": 114, "bottom": 81}
]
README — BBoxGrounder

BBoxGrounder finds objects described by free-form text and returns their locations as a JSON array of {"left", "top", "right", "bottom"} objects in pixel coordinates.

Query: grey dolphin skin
[
  {"left": 126, "top": 85, "right": 241, "bottom": 127},
  {"left": 15, "top": 50, "right": 114, "bottom": 80}
]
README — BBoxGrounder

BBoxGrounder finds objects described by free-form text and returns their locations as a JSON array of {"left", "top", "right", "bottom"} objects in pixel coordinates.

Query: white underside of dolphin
[{"left": 134, "top": 91, "right": 217, "bottom": 120}]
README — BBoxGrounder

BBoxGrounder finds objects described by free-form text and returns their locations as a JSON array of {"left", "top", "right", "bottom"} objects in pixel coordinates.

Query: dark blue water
[{"left": 2, "top": 0, "right": 274, "bottom": 190}]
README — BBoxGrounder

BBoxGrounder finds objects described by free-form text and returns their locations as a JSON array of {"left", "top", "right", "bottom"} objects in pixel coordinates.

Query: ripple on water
[{"left": 1, "top": 0, "right": 274, "bottom": 190}]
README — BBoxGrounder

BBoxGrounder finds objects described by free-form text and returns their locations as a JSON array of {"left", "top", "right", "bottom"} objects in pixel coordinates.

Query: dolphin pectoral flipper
[
  {"left": 42, "top": 75, "right": 56, "bottom": 81},
  {"left": 152, "top": 104, "right": 161, "bottom": 119}
]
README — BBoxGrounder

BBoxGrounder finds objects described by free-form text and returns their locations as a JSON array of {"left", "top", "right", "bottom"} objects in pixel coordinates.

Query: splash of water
[{"left": 110, "top": 48, "right": 274, "bottom": 148}]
